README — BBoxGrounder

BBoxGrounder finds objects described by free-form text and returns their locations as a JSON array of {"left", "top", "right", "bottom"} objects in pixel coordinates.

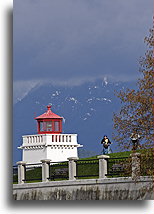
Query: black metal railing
[
  {"left": 106, "top": 157, "right": 132, "bottom": 177},
  {"left": 24, "top": 163, "right": 42, "bottom": 182},
  {"left": 76, "top": 159, "right": 99, "bottom": 179},
  {"left": 13, "top": 165, "right": 18, "bottom": 183},
  {"left": 49, "top": 161, "right": 69, "bottom": 181},
  {"left": 13, "top": 154, "right": 154, "bottom": 184}
]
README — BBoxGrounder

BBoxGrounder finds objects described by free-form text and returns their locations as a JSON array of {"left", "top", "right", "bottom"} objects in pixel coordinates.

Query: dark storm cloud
[{"left": 13, "top": 0, "right": 152, "bottom": 85}]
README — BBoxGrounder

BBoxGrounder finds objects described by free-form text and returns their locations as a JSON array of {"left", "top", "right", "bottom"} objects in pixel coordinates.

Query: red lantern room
[{"left": 35, "top": 105, "right": 63, "bottom": 134}]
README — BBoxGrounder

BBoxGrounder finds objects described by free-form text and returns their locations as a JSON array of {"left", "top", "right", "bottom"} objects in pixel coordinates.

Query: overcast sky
[{"left": 13, "top": 0, "right": 153, "bottom": 100}]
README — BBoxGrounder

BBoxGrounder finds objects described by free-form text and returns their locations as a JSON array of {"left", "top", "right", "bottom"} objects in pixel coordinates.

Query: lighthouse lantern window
[
  {"left": 39, "top": 121, "right": 44, "bottom": 132},
  {"left": 54, "top": 121, "right": 60, "bottom": 132},
  {"left": 39, "top": 121, "right": 52, "bottom": 132},
  {"left": 46, "top": 121, "right": 52, "bottom": 131}
]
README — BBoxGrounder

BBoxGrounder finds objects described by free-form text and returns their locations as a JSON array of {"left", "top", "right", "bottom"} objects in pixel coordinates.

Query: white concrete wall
[
  {"left": 19, "top": 134, "right": 82, "bottom": 164},
  {"left": 47, "top": 145, "right": 78, "bottom": 162},
  {"left": 13, "top": 176, "right": 154, "bottom": 200},
  {"left": 23, "top": 147, "right": 46, "bottom": 164}
]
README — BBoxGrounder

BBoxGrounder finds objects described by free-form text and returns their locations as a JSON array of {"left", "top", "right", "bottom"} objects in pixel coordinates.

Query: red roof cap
[{"left": 35, "top": 105, "right": 63, "bottom": 120}]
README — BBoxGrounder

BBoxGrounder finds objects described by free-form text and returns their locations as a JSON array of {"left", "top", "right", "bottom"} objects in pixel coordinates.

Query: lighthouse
[{"left": 18, "top": 105, "right": 82, "bottom": 164}]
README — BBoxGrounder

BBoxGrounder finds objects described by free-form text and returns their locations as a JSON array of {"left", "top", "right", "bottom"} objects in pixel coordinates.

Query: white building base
[{"left": 18, "top": 134, "right": 82, "bottom": 164}]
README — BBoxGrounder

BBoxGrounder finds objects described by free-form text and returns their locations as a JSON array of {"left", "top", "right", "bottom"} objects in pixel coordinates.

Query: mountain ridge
[{"left": 13, "top": 78, "right": 137, "bottom": 164}]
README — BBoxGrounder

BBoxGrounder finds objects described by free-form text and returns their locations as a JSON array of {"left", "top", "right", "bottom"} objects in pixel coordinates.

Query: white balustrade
[
  {"left": 22, "top": 134, "right": 77, "bottom": 147},
  {"left": 50, "top": 134, "right": 73, "bottom": 143}
]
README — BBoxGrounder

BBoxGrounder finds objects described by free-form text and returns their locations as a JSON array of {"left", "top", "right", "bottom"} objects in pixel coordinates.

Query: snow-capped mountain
[{"left": 13, "top": 78, "right": 136, "bottom": 164}]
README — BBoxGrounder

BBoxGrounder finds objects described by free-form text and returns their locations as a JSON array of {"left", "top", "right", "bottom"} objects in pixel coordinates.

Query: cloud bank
[{"left": 13, "top": 0, "right": 152, "bottom": 85}]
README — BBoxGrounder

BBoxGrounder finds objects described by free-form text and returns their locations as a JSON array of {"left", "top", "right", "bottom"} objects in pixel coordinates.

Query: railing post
[
  {"left": 41, "top": 159, "right": 51, "bottom": 182},
  {"left": 130, "top": 153, "right": 141, "bottom": 179},
  {"left": 67, "top": 157, "right": 78, "bottom": 180},
  {"left": 97, "top": 155, "right": 110, "bottom": 178},
  {"left": 16, "top": 161, "right": 27, "bottom": 184}
]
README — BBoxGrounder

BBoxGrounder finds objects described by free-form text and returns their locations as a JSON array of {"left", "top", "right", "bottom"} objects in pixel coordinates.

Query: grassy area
[
  {"left": 78, "top": 150, "right": 131, "bottom": 160},
  {"left": 108, "top": 150, "right": 131, "bottom": 158}
]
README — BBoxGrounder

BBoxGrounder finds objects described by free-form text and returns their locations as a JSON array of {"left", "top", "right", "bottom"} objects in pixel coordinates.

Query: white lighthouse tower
[{"left": 18, "top": 105, "right": 82, "bottom": 164}]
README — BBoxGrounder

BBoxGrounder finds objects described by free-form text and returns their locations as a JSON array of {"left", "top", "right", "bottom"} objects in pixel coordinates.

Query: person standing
[
  {"left": 130, "top": 130, "right": 141, "bottom": 151},
  {"left": 101, "top": 135, "right": 112, "bottom": 154}
]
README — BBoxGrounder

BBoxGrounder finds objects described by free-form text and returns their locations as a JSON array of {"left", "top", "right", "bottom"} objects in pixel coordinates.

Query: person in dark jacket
[
  {"left": 130, "top": 130, "right": 141, "bottom": 151},
  {"left": 101, "top": 135, "right": 112, "bottom": 154}
]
